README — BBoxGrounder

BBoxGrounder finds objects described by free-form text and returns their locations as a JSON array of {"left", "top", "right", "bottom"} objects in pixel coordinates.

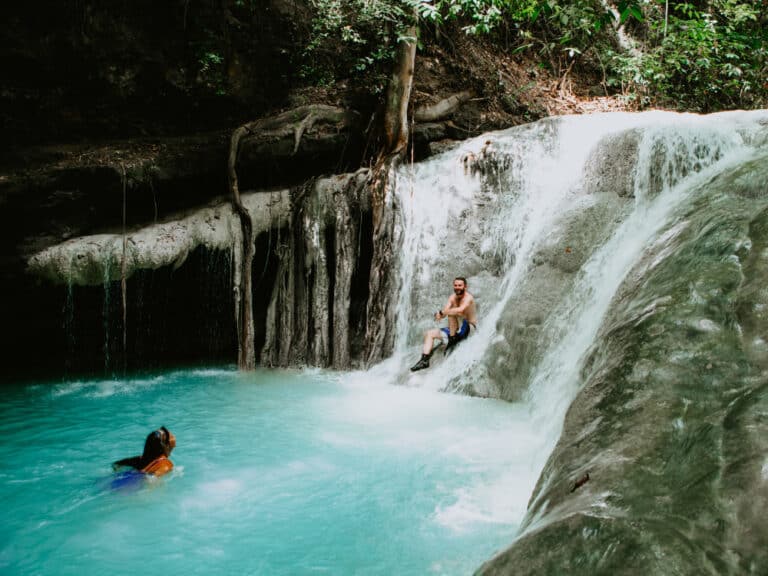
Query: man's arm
[
  {"left": 443, "top": 294, "right": 474, "bottom": 316},
  {"left": 436, "top": 296, "right": 456, "bottom": 320}
]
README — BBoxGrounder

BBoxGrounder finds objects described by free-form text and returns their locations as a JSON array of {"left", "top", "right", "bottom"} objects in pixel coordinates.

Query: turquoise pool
[{"left": 0, "top": 368, "right": 537, "bottom": 575}]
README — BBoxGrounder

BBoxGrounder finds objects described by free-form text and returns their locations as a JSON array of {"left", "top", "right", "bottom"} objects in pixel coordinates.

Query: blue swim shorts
[{"left": 441, "top": 320, "right": 473, "bottom": 343}]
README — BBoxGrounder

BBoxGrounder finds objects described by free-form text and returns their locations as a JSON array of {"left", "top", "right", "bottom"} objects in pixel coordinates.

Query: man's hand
[{"left": 435, "top": 310, "right": 443, "bottom": 321}]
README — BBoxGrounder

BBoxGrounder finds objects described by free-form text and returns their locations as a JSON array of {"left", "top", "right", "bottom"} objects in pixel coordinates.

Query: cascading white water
[
  {"left": 385, "top": 109, "right": 768, "bottom": 534},
  {"left": 521, "top": 114, "right": 768, "bottom": 514}
]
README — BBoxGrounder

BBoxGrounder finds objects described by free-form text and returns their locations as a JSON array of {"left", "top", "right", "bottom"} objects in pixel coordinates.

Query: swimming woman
[{"left": 113, "top": 426, "right": 176, "bottom": 477}]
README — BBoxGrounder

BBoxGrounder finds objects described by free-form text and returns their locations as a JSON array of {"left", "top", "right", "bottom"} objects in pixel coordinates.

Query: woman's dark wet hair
[
  {"left": 142, "top": 426, "right": 173, "bottom": 461},
  {"left": 113, "top": 426, "right": 173, "bottom": 470}
]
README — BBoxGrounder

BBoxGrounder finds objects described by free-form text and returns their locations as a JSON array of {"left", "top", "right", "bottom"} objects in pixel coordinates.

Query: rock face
[
  {"left": 14, "top": 170, "right": 375, "bottom": 380},
  {"left": 260, "top": 170, "right": 373, "bottom": 368},
  {"left": 477, "top": 151, "right": 768, "bottom": 575},
  {"left": 478, "top": 129, "right": 640, "bottom": 401},
  {"left": 0, "top": 108, "right": 374, "bottom": 382}
]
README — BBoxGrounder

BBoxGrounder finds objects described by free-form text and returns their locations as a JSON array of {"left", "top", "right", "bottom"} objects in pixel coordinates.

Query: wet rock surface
[{"left": 478, "top": 152, "right": 768, "bottom": 575}]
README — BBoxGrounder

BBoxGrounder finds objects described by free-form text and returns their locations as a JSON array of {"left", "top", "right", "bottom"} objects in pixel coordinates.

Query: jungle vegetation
[{"left": 299, "top": 0, "right": 767, "bottom": 111}]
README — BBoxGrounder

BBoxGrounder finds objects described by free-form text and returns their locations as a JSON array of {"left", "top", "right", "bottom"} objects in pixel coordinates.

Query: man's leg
[
  {"left": 422, "top": 328, "right": 444, "bottom": 355},
  {"left": 445, "top": 315, "right": 459, "bottom": 349},
  {"left": 444, "top": 318, "right": 466, "bottom": 354},
  {"left": 447, "top": 315, "right": 458, "bottom": 336},
  {"left": 412, "top": 328, "right": 445, "bottom": 371}
]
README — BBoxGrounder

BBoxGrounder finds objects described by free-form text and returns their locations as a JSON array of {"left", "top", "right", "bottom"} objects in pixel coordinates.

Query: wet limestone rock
[
  {"left": 27, "top": 191, "right": 291, "bottom": 286},
  {"left": 477, "top": 151, "right": 768, "bottom": 576}
]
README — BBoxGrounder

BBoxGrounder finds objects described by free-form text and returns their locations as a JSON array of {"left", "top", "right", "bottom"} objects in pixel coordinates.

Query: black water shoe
[{"left": 410, "top": 354, "right": 430, "bottom": 371}]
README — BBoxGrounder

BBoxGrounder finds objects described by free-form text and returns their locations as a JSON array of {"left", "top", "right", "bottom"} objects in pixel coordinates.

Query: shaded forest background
[{"left": 3, "top": 0, "right": 766, "bottom": 157}]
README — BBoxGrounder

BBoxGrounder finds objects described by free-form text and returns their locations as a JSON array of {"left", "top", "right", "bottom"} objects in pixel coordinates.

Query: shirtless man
[{"left": 410, "top": 277, "right": 477, "bottom": 371}]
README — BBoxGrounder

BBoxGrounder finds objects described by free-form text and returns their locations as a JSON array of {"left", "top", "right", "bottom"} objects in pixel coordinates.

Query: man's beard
[{"left": 454, "top": 289, "right": 464, "bottom": 296}]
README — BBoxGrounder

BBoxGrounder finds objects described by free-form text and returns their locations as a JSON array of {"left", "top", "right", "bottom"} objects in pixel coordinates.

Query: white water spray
[{"left": 524, "top": 114, "right": 767, "bottom": 481}]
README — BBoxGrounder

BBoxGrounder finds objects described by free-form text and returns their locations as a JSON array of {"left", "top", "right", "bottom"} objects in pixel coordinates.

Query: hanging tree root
[{"left": 227, "top": 104, "right": 348, "bottom": 369}]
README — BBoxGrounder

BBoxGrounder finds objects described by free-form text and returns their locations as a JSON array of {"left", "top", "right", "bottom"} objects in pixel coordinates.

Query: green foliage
[
  {"left": 300, "top": 0, "right": 766, "bottom": 111},
  {"left": 616, "top": 0, "right": 643, "bottom": 23},
  {"left": 187, "top": 14, "right": 231, "bottom": 99},
  {"left": 608, "top": 0, "right": 767, "bottom": 110},
  {"left": 197, "top": 50, "right": 228, "bottom": 96},
  {"left": 524, "top": 0, "right": 618, "bottom": 57},
  {"left": 409, "top": 0, "right": 629, "bottom": 40},
  {"left": 406, "top": 0, "right": 642, "bottom": 76},
  {"left": 302, "top": 0, "right": 414, "bottom": 89},
  {"left": 301, "top": 0, "right": 636, "bottom": 84},
  {"left": 410, "top": 0, "right": 766, "bottom": 110},
  {"left": 409, "top": 0, "right": 512, "bottom": 34}
]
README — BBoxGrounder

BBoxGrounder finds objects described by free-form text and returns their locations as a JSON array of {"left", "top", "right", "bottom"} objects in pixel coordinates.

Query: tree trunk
[
  {"left": 382, "top": 25, "right": 418, "bottom": 154},
  {"left": 365, "top": 23, "right": 417, "bottom": 365},
  {"left": 228, "top": 126, "right": 256, "bottom": 369}
]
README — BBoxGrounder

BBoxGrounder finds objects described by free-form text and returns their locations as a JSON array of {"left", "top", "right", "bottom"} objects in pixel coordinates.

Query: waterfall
[
  {"left": 386, "top": 110, "right": 768, "bottom": 562},
  {"left": 521, "top": 113, "right": 767, "bottom": 513},
  {"left": 392, "top": 110, "right": 767, "bottom": 389}
]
